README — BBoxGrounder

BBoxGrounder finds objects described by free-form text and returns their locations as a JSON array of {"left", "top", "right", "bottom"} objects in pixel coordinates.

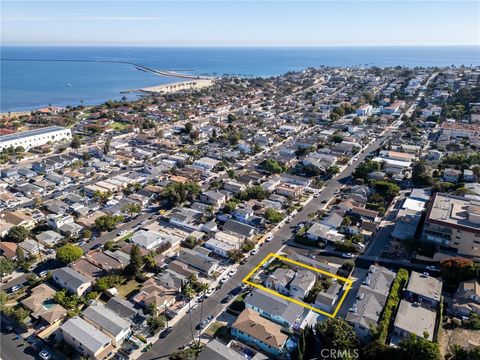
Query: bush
[
  {"left": 56, "top": 244, "right": 83, "bottom": 264},
  {"left": 373, "top": 268, "right": 409, "bottom": 343},
  {"left": 264, "top": 208, "right": 284, "bottom": 224},
  {"left": 334, "top": 241, "right": 358, "bottom": 253}
]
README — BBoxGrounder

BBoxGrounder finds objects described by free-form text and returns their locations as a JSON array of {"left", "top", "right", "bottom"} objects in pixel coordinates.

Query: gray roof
[
  {"left": 53, "top": 267, "right": 89, "bottom": 289},
  {"left": 223, "top": 219, "right": 256, "bottom": 237},
  {"left": 197, "top": 339, "right": 247, "bottom": 360},
  {"left": 177, "top": 248, "right": 218, "bottom": 274},
  {"left": 245, "top": 289, "right": 304, "bottom": 326},
  {"left": 0, "top": 126, "right": 68, "bottom": 143},
  {"left": 60, "top": 317, "right": 111, "bottom": 354},
  {"left": 105, "top": 297, "right": 138, "bottom": 320},
  {"left": 82, "top": 303, "right": 130, "bottom": 337}
]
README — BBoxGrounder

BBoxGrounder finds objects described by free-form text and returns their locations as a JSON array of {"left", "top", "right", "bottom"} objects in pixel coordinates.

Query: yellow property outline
[{"left": 242, "top": 253, "right": 353, "bottom": 318}]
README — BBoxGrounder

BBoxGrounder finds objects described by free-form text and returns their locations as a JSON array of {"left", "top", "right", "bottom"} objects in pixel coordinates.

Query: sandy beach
[{"left": 139, "top": 79, "right": 214, "bottom": 94}]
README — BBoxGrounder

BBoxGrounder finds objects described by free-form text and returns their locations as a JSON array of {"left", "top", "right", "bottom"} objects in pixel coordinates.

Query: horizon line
[{"left": 2, "top": 44, "right": 479, "bottom": 48}]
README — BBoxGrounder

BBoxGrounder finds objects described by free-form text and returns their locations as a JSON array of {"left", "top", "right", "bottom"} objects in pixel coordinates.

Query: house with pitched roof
[
  {"left": 231, "top": 308, "right": 289, "bottom": 357},
  {"left": 82, "top": 303, "right": 131, "bottom": 346}
]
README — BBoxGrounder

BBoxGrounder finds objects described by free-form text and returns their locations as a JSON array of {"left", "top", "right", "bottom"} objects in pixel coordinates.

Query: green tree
[
  {"left": 223, "top": 200, "right": 239, "bottom": 214},
  {"left": 184, "top": 122, "right": 193, "bottom": 134},
  {"left": 328, "top": 165, "right": 341, "bottom": 175},
  {"left": 265, "top": 208, "right": 284, "bottom": 224},
  {"left": 160, "top": 181, "right": 201, "bottom": 207},
  {"left": 122, "top": 203, "right": 142, "bottom": 217},
  {"left": 103, "top": 240, "right": 115, "bottom": 251},
  {"left": 446, "top": 344, "right": 480, "bottom": 360},
  {"left": 352, "top": 116, "right": 362, "bottom": 125},
  {"left": 71, "top": 136, "right": 81, "bottom": 149},
  {"left": 261, "top": 159, "right": 286, "bottom": 174},
  {"left": 126, "top": 244, "right": 143, "bottom": 277},
  {"left": 315, "top": 318, "right": 360, "bottom": 358},
  {"left": 5, "top": 226, "right": 29, "bottom": 243},
  {"left": 331, "top": 134, "right": 344, "bottom": 143},
  {"left": 398, "top": 334, "right": 441, "bottom": 360},
  {"left": 56, "top": 244, "right": 84, "bottom": 264},
  {"left": 94, "top": 275, "right": 124, "bottom": 291},
  {"left": 95, "top": 214, "right": 124, "bottom": 231},
  {"left": 0, "top": 258, "right": 15, "bottom": 276}
]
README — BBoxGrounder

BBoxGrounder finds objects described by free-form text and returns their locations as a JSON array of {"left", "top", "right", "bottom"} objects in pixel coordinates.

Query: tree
[
  {"left": 122, "top": 203, "right": 142, "bottom": 218},
  {"left": 103, "top": 240, "right": 115, "bottom": 251},
  {"left": 126, "top": 244, "right": 143, "bottom": 277},
  {"left": 227, "top": 113, "right": 237, "bottom": 122},
  {"left": 5, "top": 226, "right": 29, "bottom": 243},
  {"left": 223, "top": 200, "right": 239, "bottom": 214},
  {"left": 261, "top": 159, "right": 286, "bottom": 174},
  {"left": 94, "top": 275, "right": 124, "bottom": 291},
  {"left": 71, "top": 136, "right": 81, "bottom": 149},
  {"left": 331, "top": 134, "right": 344, "bottom": 143},
  {"left": 440, "top": 257, "right": 477, "bottom": 285},
  {"left": 184, "top": 122, "right": 193, "bottom": 134},
  {"left": 0, "top": 258, "right": 15, "bottom": 276},
  {"left": 95, "top": 214, "right": 124, "bottom": 232},
  {"left": 0, "top": 291, "right": 7, "bottom": 308},
  {"left": 446, "top": 344, "right": 480, "bottom": 360},
  {"left": 15, "top": 246, "right": 26, "bottom": 267},
  {"left": 265, "top": 208, "right": 284, "bottom": 224},
  {"left": 160, "top": 181, "right": 201, "bottom": 207},
  {"left": 352, "top": 116, "right": 362, "bottom": 125},
  {"left": 328, "top": 165, "right": 341, "bottom": 175},
  {"left": 83, "top": 229, "right": 92, "bottom": 239},
  {"left": 56, "top": 244, "right": 84, "bottom": 264},
  {"left": 398, "top": 334, "right": 441, "bottom": 360},
  {"left": 315, "top": 318, "right": 360, "bottom": 357},
  {"left": 239, "top": 185, "right": 268, "bottom": 201}
]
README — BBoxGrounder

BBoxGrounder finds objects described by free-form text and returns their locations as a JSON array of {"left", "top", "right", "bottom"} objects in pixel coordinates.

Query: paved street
[{"left": 139, "top": 123, "right": 400, "bottom": 360}]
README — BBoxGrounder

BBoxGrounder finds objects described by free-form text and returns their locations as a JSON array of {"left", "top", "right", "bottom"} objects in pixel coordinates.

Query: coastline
[
  {"left": 0, "top": 79, "right": 215, "bottom": 118},
  {"left": 135, "top": 79, "right": 214, "bottom": 94}
]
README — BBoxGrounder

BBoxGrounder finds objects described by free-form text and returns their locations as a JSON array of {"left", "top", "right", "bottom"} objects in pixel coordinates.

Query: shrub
[{"left": 374, "top": 268, "right": 409, "bottom": 343}]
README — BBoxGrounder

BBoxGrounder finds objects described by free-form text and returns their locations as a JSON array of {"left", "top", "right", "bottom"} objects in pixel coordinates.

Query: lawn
[
  {"left": 117, "top": 279, "right": 141, "bottom": 299},
  {"left": 111, "top": 122, "right": 128, "bottom": 131},
  {"left": 204, "top": 321, "right": 224, "bottom": 337}
]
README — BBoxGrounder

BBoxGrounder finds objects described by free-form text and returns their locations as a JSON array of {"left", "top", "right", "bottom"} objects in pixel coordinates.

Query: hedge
[{"left": 374, "top": 268, "right": 409, "bottom": 343}]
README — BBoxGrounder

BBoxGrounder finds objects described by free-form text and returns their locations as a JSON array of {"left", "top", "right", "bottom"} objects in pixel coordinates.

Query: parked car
[
  {"left": 10, "top": 284, "right": 23, "bottom": 293},
  {"left": 39, "top": 350, "right": 51, "bottom": 360},
  {"left": 228, "top": 268, "right": 237, "bottom": 276},
  {"left": 159, "top": 327, "right": 173, "bottom": 338},
  {"left": 266, "top": 233, "right": 273, "bottom": 242},
  {"left": 204, "top": 288, "right": 215, "bottom": 298},
  {"left": 341, "top": 253, "right": 355, "bottom": 259},
  {"left": 426, "top": 265, "right": 440, "bottom": 272},
  {"left": 221, "top": 294, "right": 234, "bottom": 304},
  {"left": 250, "top": 249, "right": 259, "bottom": 256},
  {"left": 219, "top": 277, "right": 229, "bottom": 285},
  {"left": 38, "top": 270, "right": 48, "bottom": 278},
  {"left": 91, "top": 243, "right": 103, "bottom": 250},
  {"left": 196, "top": 315, "right": 214, "bottom": 330}
]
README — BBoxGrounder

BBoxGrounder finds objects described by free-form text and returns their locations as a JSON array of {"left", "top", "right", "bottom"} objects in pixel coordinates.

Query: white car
[
  {"left": 219, "top": 277, "right": 229, "bottom": 285},
  {"left": 204, "top": 288, "right": 215, "bottom": 298},
  {"left": 39, "top": 350, "right": 51, "bottom": 360},
  {"left": 10, "top": 284, "right": 23, "bottom": 293},
  {"left": 250, "top": 249, "right": 259, "bottom": 256},
  {"left": 341, "top": 253, "right": 355, "bottom": 259},
  {"left": 117, "top": 230, "right": 128, "bottom": 236},
  {"left": 426, "top": 265, "right": 440, "bottom": 272},
  {"left": 228, "top": 268, "right": 238, "bottom": 276},
  {"left": 266, "top": 234, "right": 273, "bottom": 242},
  {"left": 39, "top": 270, "right": 48, "bottom": 277},
  {"left": 314, "top": 192, "right": 321, "bottom": 198}
]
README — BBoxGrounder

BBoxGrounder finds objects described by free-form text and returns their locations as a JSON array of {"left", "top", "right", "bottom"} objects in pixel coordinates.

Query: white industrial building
[{"left": 0, "top": 126, "right": 72, "bottom": 151}]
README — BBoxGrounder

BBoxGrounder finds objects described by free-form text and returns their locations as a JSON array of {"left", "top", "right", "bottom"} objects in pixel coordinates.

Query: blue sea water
[{"left": 1, "top": 46, "right": 479, "bottom": 112}]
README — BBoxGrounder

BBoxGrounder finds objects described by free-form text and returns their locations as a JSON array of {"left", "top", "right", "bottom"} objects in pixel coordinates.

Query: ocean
[{"left": 1, "top": 46, "right": 479, "bottom": 112}]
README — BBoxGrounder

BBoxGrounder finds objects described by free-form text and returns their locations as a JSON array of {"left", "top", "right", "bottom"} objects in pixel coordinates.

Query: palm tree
[{"left": 197, "top": 282, "right": 209, "bottom": 341}]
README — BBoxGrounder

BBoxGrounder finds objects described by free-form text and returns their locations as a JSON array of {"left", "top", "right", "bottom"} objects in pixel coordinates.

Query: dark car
[
  {"left": 159, "top": 327, "right": 173, "bottom": 338},
  {"left": 221, "top": 295, "right": 234, "bottom": 304},
  {"left": 230, "top": 286, "right": 242, "bottom": 295},
  {"left": 90, "top": 243, "right": 103, "bottom": 250}
]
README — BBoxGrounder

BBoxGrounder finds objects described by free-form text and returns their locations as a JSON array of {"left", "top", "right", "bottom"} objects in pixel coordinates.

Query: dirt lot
[{"left": 438, "top": 323, "right": 480, "bottom": 357}]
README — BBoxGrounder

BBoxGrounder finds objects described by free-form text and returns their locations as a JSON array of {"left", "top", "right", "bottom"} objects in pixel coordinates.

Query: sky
[{"left": 1, "top": 0, "right": 479, "bottom": 46}]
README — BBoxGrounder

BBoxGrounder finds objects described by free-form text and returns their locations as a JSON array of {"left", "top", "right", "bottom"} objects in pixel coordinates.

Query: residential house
[
  {"left": 452, "top": 280, "right": 480, "bottom": 317},
  {"left": 392, "top": 300, "right": 436, "bottom": 342},
  {"left": 244, "top": 289, "right": 305, "bottom": 329},
  {"left": 223, "top": 219, "right": 256, "bottom": 240},
  {"left": 404, "top": 271, "right": 443, "bottom": 310},
  {"left": 131, "top": 278, "right": 176, "bottom": 312},
  {"left": 176, "top": 248, "right": 219, "bottom": 275},
  {"left": 315, "top": 282, "right": 342, "bottom": 313},
  {"left": 82, "top": 303, "right": 131, "bottom": 346},
  {"left": 52, "top": 267, "right": 92, "bottom": 296},
  {"left": 21, "top": 284, "right": 67, "bottom": 325},
  {"left": 231, "top": 308, "right": 289, "bottom": 358},
  {"left": 346, "top": 265, "right": 396, "bottom": 340},
  {"left": 60, "top": 317, "right": 113, "bottom": 360}
]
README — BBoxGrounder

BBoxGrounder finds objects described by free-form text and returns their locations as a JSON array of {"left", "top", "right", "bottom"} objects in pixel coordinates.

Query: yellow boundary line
[{"left": 242, "top": 253, "right": 353, "bottom": 318}]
